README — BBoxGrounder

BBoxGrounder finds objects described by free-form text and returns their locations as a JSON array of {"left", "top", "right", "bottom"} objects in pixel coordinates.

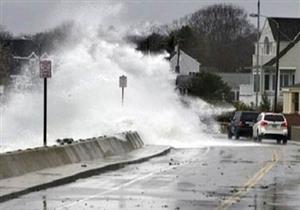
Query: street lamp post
[
  {"left": 250, "top": 0, "right": 260, "bottom": 109},
  {"left": 175, "top": 45, "right": 180, "bottom": 73},
  {"left": 250, "top": 12, "right": 280, "bottom": 112},
  {"left": 273, "top": 21, "right": 280, "bottom": 112},
  {"left": 175, "top": 38, "right": 183, "bottom": 74}
]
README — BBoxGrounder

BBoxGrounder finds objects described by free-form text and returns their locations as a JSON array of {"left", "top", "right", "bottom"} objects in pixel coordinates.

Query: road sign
[
  {"left": 119, "top": 75, "right": 127, "bottom": 106},
  {"left": 40, "top": 60, "right": 52, "bottom": 78},
  {"left": 119, "top": 75, "right": 127, "bottom": 88}
]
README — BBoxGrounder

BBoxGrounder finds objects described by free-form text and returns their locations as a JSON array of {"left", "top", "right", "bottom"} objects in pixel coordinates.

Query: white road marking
[{"left": 55, "top": 147, "right": 210, "bottom": 210}]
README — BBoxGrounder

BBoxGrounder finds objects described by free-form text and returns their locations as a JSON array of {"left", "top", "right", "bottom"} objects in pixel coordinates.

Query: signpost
[
  {"left": 119, "top": 75, "right": 127, "bottom": 106},
  {"left": 40, "top": 59, "right": 52, "bottom": 146}
]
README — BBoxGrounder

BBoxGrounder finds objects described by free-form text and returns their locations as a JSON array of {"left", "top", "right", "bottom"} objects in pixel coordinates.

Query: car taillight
[
  {"left": 260, "top": 121, "right": 268, "bottom": 127},
  {"left": 281, "top": 122, "right": 288, "bottom": 128},
  {"left": 238, "top": 121, "right": 244, "bottom": 127}
]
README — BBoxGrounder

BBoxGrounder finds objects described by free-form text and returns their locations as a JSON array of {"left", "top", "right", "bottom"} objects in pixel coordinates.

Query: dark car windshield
[
  {"left": 264, "top": 114, "right": 284, "bottom": 122},
  {"left": 241, "top": 112, "right": 259, "bottom": 121}
]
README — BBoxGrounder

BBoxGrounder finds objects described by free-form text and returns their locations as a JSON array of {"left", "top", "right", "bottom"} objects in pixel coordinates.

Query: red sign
[{"left": 40, "top": 60, "right": 52, "bottom": 78}]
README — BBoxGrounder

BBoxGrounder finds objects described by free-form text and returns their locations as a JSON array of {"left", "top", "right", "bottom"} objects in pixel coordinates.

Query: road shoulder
[{"left": 0, "top": 145, "right": 171, "bottom": 202}]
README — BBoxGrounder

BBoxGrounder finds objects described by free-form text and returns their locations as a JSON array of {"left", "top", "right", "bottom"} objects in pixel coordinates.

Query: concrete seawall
[{"left": 0, "top": 131, "right": 144, "bottom": 179}]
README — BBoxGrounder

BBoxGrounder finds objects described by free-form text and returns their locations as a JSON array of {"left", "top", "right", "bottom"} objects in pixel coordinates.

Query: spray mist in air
[{"left": 0, "top": 4, "right": 235, "bottom": 152}]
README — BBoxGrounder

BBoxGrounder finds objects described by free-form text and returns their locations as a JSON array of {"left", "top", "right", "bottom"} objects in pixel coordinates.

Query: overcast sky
[{"left": 0, "top": 0, "right": 299, "bottom": 35}]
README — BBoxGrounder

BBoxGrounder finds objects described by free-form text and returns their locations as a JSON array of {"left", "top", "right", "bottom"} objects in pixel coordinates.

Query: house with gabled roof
[
  {"left": 2, "top": 39, "right": 53, "bottom": 90},
  {"left": 216, "top": 73, "right": 252, "bottom": 102},
  {"left": 240, "top": 17, "right": 300, "bottom": 108},
  {"left": 169, "top": 46, "right": 201, "bottom": 94},
  {"left": 169, "top": 46, "right": 201, "bottom": 75}
]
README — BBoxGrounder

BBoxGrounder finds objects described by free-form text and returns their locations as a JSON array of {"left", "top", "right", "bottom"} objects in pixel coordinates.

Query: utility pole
[
  {"left": 147, "top": 37, "right": 150, "bottom": 55},
  {"left": 0, "top": 0, "right": 3, "bottom": 26},
  {"left": 274, "top": 21, "right": 280, "bottom": 112},
  {"left": 175, "top": 39, "right": 183, "bottom": 74},
  {"left": 255, "top": 0, "right": 260, "bottom": 109},
  {"left": 175, "top": 44, "right": 180, "bottom": 73}
]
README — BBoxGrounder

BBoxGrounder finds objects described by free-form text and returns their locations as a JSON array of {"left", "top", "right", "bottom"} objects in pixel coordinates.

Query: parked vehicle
[
  {"left": 252, "top": 112, "right": 288, "bottom": 144},
  {"left": 228, "top": 111, "right": 260, "bottom": 139}
]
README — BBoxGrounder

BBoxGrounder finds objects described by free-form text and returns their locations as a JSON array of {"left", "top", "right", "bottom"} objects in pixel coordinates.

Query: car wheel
[
  {"left": 234, "top": 130, "right": 240, "bottom": 140},
  {"left": 283, "top": 137, "right": 288, "bottom": 145},
  {"left": 276, "top": 139, "right": 281, "bottom": 144},
  {"left": 257, "top": 136, "right": 262, "bottom": 142},
  {"left": 253, "top": 135, "right": 257, "bottom": 142},
  {"left": 257, "top": 132, "right": 262, "bottom": 142},
  {"left": 227, "top": 128, "right": 232, "bottom": 139}
]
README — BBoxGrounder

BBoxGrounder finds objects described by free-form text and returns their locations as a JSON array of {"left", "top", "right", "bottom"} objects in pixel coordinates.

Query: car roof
[
  {"left": 262, "top": 112, "right": 284, "bottom": 115},
  {"left": 237, "top": 111, "right": 260, "bottom": 113}
]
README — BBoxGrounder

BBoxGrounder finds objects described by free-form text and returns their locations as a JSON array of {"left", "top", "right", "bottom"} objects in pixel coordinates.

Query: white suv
[{"left": 252, "top": 112, "right": 288, "bottom": 144}]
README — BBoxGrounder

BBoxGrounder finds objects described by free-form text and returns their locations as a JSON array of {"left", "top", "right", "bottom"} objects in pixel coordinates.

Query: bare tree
[
  {"left": 0, "top": 43, "right": 10, "bottom": 85},
  {"left": 187, "top": 4, "right": 256, "bottom": 72},
  {"left": 0, "top": 25, "right": 12, "bottom": 40}
]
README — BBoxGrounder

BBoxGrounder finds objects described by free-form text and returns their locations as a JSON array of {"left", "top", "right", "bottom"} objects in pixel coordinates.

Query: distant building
[
  {"left": 217, "top": 73, "right": 251, "bottom": 102},
  {"left": 2, "top": 39, "right": 51, "bottom": 90},
  {"left": 169, "top": 46, "right": 201, "bottom": 75},
  {"left": 2, "top": 39, "right": 38, "bottom": 74},
  {"left": 242, "top": 17, "right": 300, "bottom": 108},
  {"left": 282, "top": 83, "right": 300, "bottom": 114},
  {"left": 169, "top": 46, "right": 201, "bottom": 94}
]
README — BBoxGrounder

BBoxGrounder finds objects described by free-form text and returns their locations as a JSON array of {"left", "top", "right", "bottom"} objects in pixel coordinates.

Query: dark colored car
[{"left": 228, "top": 111, "right": 260, "bottom": 139}]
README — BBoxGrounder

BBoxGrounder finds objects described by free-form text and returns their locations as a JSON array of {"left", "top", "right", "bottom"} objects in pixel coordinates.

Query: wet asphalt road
[{"left": 1, "top": 137, "right": 300, "bottom": 210}]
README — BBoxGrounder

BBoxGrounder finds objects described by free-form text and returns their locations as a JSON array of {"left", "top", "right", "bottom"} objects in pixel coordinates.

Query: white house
[
  {"left": 170, "top": 46, "right": 201, "bottom": 75},
  {"left": 240, "top": 17, "right": 300, "bottom": 108},
  {"left": 282, "top": 83, "right": 300, "bottom": 114},
  {"left": 217, "top": 73, "right": 251, "bottom": 102},
  {"left": 11, "top": 52, "right": 52, "bottom": 90}
]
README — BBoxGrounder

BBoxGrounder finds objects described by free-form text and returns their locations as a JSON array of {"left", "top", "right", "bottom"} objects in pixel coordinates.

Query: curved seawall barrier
[{"left": 0, "top": 131, "right": 144, "bottom": 179}]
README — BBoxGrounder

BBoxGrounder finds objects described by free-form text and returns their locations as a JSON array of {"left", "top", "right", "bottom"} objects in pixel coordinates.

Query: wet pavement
[{"left": 1, "top": 137, "right": 300, "bottom": 210}]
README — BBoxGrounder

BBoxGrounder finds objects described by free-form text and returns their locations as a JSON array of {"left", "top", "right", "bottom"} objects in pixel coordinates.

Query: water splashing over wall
[{"left": 0, "top": 5, "right": 235, "bottom": 152}]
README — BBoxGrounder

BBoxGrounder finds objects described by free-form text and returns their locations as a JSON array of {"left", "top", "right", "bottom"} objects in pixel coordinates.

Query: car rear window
[
  {"left": 264, "top": 114, "right": 284, "bottom": 122},
  {"left": 241, "top": 113, "right": 259, "bottom": 121}
]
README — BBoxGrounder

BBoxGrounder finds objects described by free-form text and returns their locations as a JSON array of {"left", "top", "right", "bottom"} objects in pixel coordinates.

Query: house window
[
  {"left": 292, "top": 75, "right": 295, "bottom": 85},
  {"left": 272, "top": 75, "right": 276, "bottom": 90},
  {"left": 230, "top": 91, "right": 235, "bottom": 101},
  {"left": 264, "top": 74, "right": 270, "bottom": 90},
  {"left": 254, "top": 74, "right": 260, "bottom": 92},
  {"left": 280, "top": 74, "right": 289, "bottom": 88},
  {"left": 264, "top": 37, "right": 270, "bottom": 54},
  {"left": 29, "top": 59, "right": 37, "bottom": 66}
]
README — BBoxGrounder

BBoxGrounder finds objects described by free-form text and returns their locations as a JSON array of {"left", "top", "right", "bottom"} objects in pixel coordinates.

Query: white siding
[
  {"left": 170, "top": 50, "right": 200, "bottom": 75},
  {"left": 239, "top": 84, "right": 255, "bottom": 105},
  {"left": 253, "top": 20, "right": 290, "bottom": 66},
  {"left": 278, "top": 41, "right": 300, "bottom": 84}
]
